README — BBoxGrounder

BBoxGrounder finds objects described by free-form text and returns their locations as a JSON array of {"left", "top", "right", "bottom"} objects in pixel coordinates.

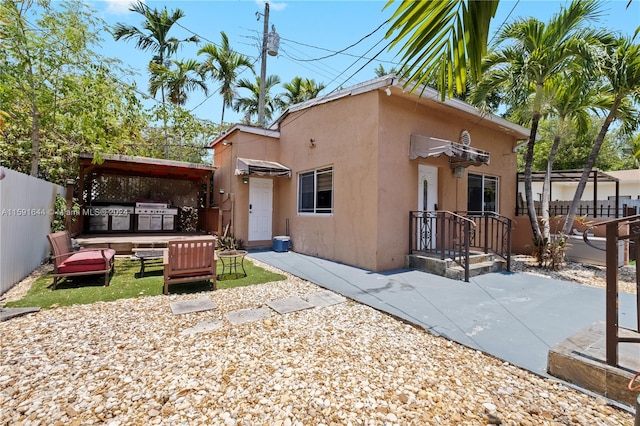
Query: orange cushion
[{"left": 58, "top": 249, "right": 115, "bottom": 274}]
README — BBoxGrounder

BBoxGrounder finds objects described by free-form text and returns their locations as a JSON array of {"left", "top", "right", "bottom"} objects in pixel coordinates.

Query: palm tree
[
  {"left": 538, "top": 74, "right": 595, "bottom": 240},
  {"left": 623, "top": 133, "right": 640, "bottom": 168},
  {"left": 281, "top": 77, "right": 326, "bottom": 107},
  {"left": 374, "top": 64, "right": 398, "bottom": 78},
  {"left": 113, "top": 1, "right": 199, "bottom": 158},
  {"left": 561, "top": 37, "right": 640, "bottom": 235},
  {"left": 384, "top": 0, "right": 499, "bottom": 98},
  {"left": 149, "top": 59, "right": 207, "bottom": 106},
  {"left": 198, "top": 32, "right": 255, "bottom": 127},
  {"left": 471, "top": 0, "right": 607, "bottom": 243},
  {"left": 233, "top": 75, "right": 284, "bottom": 125},
  {"left": 384, "top": 0, "right": 640, "bottom": 97}
]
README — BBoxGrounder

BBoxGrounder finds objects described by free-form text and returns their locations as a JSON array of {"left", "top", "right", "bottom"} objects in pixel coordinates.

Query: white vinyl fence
[{"left": 0, "top": 167, "right": 63, "bottom": 296}]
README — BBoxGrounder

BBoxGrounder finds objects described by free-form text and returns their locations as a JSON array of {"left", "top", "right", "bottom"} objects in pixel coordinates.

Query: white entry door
[
  {"left": 418, "top": 165, "right": 438, "bottom": 250},
  {"left": 418, "top": 164, "right": 438, "bottom": 211},
  {"left": 248, "top": 177, "right": 273, "bottom": 241}
]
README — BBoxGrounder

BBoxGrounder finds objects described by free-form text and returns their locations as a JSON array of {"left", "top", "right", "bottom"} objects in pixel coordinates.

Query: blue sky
[{"left": 90, "top": 0, "right": 640, "bottom": 125}]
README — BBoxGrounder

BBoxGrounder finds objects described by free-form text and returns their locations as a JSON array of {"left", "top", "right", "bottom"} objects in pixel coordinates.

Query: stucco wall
[
  {"left": 213, "top": 130, "right": 281, "bottom": 244},
  {"left": 374, "top": 92, "right": 520, "bottom": 270},
  {"left": 214, "top": 87, "right": 523, "bottom": 272},
  {"left": 277, "top": 92, "right": 381, "bottom": 270}
]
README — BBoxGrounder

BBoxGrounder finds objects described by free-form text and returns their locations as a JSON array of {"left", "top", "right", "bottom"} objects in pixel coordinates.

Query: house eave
[
  {"left": 210, "top": 124, "right": 280, "bottom": 147},
  {"left": 273, "top": 74, "right": 530, "bottom": 140}
]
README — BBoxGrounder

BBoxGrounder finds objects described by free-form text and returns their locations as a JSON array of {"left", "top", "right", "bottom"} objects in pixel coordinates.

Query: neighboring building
[
  {"left": 526, "top": 169, "right": 640, "bottom": 202},
  {"left": 519, "top": 168, "right": 640, "bottom": 219},
  {"left": 211, "top": 75, "right": 529, "bottom": 272}
]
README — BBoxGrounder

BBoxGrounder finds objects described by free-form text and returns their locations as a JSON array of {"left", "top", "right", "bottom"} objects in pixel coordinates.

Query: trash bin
[{"left": 273, "top": 236, "right": 290, "bottom": 252}]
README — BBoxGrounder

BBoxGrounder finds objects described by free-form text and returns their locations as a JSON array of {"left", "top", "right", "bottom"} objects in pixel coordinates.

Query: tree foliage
[
  {"left": 1, "top": 0, "right": 215, "bottom": 185},
  {"left": 384, "top": 0, "right": 499, "bottom": 98},
  {"left": 198, "top": 32, "right": 255, "bottom": 127},
  {"left": 0, "top": 0, "right": 148, "bottom": 183},
  {"left": 233, "top": 75, "right": 284, "bottom": 125},
  {"left": 280, "top": 77, "right": 326, "bottom": 108}
]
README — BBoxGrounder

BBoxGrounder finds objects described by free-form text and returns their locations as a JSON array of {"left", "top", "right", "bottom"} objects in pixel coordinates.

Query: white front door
[
  {"left": 418, "top": 165, "right": 438, "bottom": 250},
  {"left": 418, "top": 164, "right": 438, "bottom": 211},
  {"left": 248, "top": 177, "right": 273, "bottom": 241}
]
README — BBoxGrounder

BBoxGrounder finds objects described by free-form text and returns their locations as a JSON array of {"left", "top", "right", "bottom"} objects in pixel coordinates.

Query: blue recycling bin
[{"left": 273, "top": 236, "right": 290, "bottom": 252}]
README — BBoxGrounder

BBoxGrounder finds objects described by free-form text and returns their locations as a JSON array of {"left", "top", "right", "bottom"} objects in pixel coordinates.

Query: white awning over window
[
  {"left": 235, "top": 157, "right": 291, "bottom": 178},
  {"left": 409, "top": 134, "right": 490, "bottom": 167}
]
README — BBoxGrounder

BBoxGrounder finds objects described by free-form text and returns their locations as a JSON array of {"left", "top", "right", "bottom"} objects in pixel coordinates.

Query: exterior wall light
[{"left": 242, "top": 177, "right": 249, "bottom": 184}]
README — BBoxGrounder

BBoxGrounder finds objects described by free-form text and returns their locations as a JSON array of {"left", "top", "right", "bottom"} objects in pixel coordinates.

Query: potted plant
[{"left": 217, "top": 236, "right": 245, "bottom": 255}]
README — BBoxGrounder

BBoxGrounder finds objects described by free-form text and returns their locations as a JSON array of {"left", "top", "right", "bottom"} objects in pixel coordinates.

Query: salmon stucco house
[{"left": 210, "top": 75, "right": 530, "bottom": 274}]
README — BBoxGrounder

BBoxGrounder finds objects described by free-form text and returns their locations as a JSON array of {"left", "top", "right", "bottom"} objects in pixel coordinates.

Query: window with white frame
[
  {"left": 468, "top": 173, "right": 498, "bottom": 213},
  {"left": 298, "top": 167, "right": 333, "bottom": 214}
]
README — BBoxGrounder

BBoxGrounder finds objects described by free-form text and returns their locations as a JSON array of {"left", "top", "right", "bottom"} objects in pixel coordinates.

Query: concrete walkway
[{"left": 249, "top": 250, "right": 638, "bottom": 378}]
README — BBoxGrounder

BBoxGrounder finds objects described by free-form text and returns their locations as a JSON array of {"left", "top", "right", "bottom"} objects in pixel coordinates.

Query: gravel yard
[{"left": 0, "top": 257, "right": 636, "bottom": 425}]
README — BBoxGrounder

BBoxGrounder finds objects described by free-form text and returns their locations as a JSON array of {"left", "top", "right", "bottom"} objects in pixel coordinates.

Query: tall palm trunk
[
  {"left": 161, "top": 86, "right": 169, "bottom": 159},
  {"left": 29, "top": 105, "right": 41, "bottom": 177},
  {"left": 220, "top": 104, "right": 226, "bottom": 128},
  {"left": 524, "top": 111, "right": 543, "bottom": 243},
  {"left": 561, "top": 98, "right": 622, "bottom": 235},
  {"left": 541, "top": 133, "right": 563, "bottom": 240}
]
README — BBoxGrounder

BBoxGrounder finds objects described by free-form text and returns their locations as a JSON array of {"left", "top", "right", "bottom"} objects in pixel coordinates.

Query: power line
[
  {"left": 280, "top": 39, "right": 401, "bottom": 68},
  {"left": 489, "top": 0, "right": 521, "bottom": 45},
  {"left": 280, "top": 19, "right": 390, "bottom": 62},
  {"left": 277, "top": 38, "right": 394, "bottom": 131}
]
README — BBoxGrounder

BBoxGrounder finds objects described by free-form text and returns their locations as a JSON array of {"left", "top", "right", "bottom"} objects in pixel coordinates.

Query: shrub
[{"left": 531, "top": 234, "right": 568, "bottom": 271}]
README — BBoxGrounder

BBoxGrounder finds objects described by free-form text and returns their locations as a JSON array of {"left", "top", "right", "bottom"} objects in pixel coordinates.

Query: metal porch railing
[
  {"left": 458, "top": 211, "right": 513, "bottom": 272},
  {"left": 409, "top": 210, "right": 474, "bottom": 281},
  {"left": 409, "top": 210, "right": 513, "bottom": 282}
]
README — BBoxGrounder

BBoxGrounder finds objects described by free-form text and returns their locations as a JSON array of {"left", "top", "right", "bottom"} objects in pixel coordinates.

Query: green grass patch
[{"left": 4, "top": 257, "right": 285, "bottom": 309}]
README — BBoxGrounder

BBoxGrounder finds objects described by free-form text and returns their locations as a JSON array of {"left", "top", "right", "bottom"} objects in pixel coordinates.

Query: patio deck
[{"left": 75, "top": 232, "right": 215, "bottom": 254}]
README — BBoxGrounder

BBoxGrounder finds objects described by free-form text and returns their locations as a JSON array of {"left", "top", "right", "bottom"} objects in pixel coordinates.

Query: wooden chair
[
  {"left": 47, "top": 231, "right": 116, "bottom": 290},
  {"left": 163, "top": 238, "right": 217, "bottom": 295}
]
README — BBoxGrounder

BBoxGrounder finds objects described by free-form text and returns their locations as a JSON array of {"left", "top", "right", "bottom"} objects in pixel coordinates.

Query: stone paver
[
  {"left": 266, "top": 296, "right": 314, "bottom": 314},
  {"left": 305, "top": 290, "right": 346, "bottom": 308},
  {"left": 225, "top": 306, "right": 273, "bottom": 325},
  {"left": 170, "top": 298, "right": 217, "bottom": 315},
  {"left": 0, "top": 307, "right": 40, "bottom": 322}
]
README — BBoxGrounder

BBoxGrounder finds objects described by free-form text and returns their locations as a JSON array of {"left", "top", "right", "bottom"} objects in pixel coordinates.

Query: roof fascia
[
  {"left": 272, "top": 74, "right": 529, "bottom": 140},
  {"left": 79, "top": 153, "right": 216, "bottom": 171},
  {"left": 210, "top": 124, "right": 280, "bottom": 147}
]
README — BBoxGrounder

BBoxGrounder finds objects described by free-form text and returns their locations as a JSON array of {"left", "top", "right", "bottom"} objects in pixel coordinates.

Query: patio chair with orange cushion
[
  {"left": 47, "top": 230, "right": 116, "bottom": 290},
  {"left": 163, "top": 238, "right": 217, "bottom": 295}
]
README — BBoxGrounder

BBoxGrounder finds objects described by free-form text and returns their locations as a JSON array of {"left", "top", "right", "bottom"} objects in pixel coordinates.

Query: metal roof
[
  {"left": 272, "top": 74, "right": 531, "bottom": 140},
  {"left": 79, "top": 153, "right": 216, "bottom": 180},
  {"left": 518, "top": 169, "right": 619, "bottom": 183}
]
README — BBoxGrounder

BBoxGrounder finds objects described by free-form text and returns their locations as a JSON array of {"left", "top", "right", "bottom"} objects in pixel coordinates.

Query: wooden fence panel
[{"left": 0, "top": 168, "right": 63, "bottom": 295}]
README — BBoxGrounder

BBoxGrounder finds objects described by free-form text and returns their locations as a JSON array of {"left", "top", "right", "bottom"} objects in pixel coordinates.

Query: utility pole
[{"left": 257, "top": 2, "right": 269, "bottom": 128}]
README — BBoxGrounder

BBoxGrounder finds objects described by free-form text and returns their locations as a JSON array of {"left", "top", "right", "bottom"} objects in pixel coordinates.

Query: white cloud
[
  {"left": 255, "top": 0, "right": 287, "bottom": 12},
  {"left": 103, "top": 0, "right": 142, "bottom": 16}
]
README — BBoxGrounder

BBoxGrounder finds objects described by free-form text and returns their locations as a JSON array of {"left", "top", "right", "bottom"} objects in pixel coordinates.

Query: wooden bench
[
  {"left": 47, "top": 231, "right": 116, "bottom": 289},
  {"left": 163, "top": 238, "right": 217, "bottom": 295}
]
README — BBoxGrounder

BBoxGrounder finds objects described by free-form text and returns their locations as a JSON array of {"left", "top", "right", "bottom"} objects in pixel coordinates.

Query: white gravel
[{"left": 0, "top": 257, "right": 636, "bottom": 425}]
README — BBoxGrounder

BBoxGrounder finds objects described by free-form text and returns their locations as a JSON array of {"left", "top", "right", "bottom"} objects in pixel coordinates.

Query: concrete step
[
  {"left": 467, "top": 253, "right": 499, "bottom": 265},
  {"left": 406, "top": 253, "right": 506, "bottom": 281},
  {"left": 445, "top": 260, "right": 505, "bottom": 280}
]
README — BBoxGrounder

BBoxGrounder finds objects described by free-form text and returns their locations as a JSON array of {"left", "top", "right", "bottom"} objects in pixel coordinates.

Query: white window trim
[{"left": 297, "top": 166, "right": 334, "bottom": 215}]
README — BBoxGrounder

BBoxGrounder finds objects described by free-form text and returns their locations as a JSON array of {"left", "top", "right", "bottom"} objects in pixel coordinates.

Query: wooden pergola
[{"left": 75, "top": 153, "right": 219, "bottom": 234}]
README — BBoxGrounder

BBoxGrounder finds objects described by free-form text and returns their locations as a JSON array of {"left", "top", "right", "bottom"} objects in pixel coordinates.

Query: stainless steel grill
[{"left": 135, "top": 202, "right": 177, "bottom": 231}]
